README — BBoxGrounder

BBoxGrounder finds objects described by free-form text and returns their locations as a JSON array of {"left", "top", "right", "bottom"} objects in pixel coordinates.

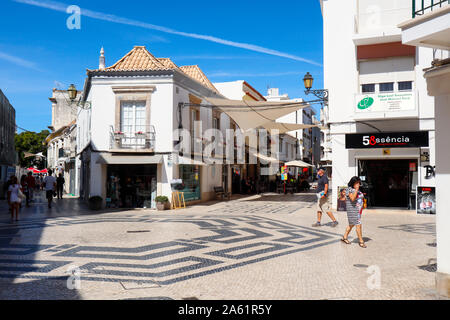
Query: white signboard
[{"left": 355, "top": 92, "right": 415, "bottom": 113}]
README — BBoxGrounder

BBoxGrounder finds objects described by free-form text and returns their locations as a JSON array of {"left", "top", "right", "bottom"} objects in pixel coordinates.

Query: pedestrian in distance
[
  {"left": 341, "top": 176, "right": 367, "bottom": 248},
  {"left": 20, "top": 174, "right": 30, "bottom": 207},
  {"left": 43, "top": 170, "right": 57, "bottom": 209},
  {"left": 56, "top": 173, "right": 65, "bottom": 199},
  {"left": 26, "top": 172, "right": 35, "bottom": 202},
  {"left": 7, "top": 176, "right": 23, "bottom": 222},
  {"left": 312, "top": 168, "right": 338, "bottom": 227}
]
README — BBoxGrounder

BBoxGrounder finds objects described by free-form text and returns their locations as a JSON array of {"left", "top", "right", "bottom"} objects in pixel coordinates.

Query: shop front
[
  {"left": 346, "top": 131, "right": 431, "bottom": 209},
  {"left": 106, "top": 164, "right": 157, "bottom": 209},
  {"left": 179, "top": 165, "right": 201, "bottom": 202}
]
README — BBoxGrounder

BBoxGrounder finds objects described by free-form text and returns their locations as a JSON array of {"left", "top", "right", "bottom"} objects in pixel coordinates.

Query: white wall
[{"left": 324, "top": 0, "right": 436, "bottom": 208}]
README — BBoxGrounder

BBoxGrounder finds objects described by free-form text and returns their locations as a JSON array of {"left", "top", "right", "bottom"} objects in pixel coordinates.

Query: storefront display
[
  {"left": 179, "top": 165, "right": 201, "bottom": 202},
  {"left": 106, "top": 165, "right": 157, "bottom": 209},
  {"left": 417, "top": 187, "right": 436, "bottom": 215}
]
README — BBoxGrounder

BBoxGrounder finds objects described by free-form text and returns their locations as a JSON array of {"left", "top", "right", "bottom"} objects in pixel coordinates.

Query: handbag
[{"left": 17, "top": 188, "right": 25, "bottom": 201}]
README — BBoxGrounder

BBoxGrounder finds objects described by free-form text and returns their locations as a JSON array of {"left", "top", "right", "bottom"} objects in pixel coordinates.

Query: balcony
[
  {"left": 399, "top": 1, "right": 450, "bottom": 50},
  {"left": 413, "top": 0, "right": 449, "bottom": 18},
  {"left": 110, "top": 125, "right": 156, "bottom": 152}
]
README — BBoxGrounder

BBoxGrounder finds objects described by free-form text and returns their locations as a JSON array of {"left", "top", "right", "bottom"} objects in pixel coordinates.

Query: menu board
[{"left": 417, "top": 187, "right": 436, "bottom": 215}]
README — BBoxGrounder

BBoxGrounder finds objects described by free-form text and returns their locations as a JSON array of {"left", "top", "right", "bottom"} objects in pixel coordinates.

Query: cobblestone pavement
[{"left": 0, "top": 191, "right": 445, "bottom": 300}]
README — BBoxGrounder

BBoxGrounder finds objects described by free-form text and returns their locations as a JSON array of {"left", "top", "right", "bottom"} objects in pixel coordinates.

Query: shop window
[
  {"left": 361, "top": 84, "right": 375, "bottom": 93},
  {"left": 180, "top": 165, "right": 201, "bottom": 202},
  {"left": 379, "top": 82, "right": 394, "bottom": 92},
  {"left": 398, "top": 81, "right": 413, "bottom": 91}
]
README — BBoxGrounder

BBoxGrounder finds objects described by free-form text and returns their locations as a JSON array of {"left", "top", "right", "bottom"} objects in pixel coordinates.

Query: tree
[{"left": 15, "top": 130, "right": 50, "bottom": 169}]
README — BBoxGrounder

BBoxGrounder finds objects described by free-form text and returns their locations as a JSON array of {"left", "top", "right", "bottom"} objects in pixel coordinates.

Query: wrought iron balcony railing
[
  {"left": 110, "top": 125, "right": 156, "bottom": 151},
  {"left": 413, "top": 0, "right": 449, "bottom": 18}
]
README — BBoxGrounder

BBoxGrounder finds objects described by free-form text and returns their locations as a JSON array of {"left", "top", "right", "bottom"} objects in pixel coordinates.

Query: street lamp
[
  {"left": 303, "top": 72, "right": 328, "bottom": 102},
  {"left": 66, "top": 84, "right": 91, "bottom": 110},
  {"left": 303, "top": 72, "right": 314, "bottom": 91},
  {"left": 68, "top": 84, "right": 78, "bottom": 101}
]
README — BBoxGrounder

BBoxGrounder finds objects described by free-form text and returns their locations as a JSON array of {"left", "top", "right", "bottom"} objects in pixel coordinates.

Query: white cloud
[
  {"left": 209, "top": 71, "right": 309, "bottom": 78},
  {"left": 13, "top": 0, "right": 322, "bottom": 66},
  {"left": 0, "top": 50, "right": 40, "bottom": 70}
]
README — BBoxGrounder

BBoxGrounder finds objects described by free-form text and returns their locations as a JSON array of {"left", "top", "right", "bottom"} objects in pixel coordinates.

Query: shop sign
[
  {"left": 356, "top": 92, "right": 415, "bottom": 113},
  {"left": 346, "top": 131, "right": 429, "bottom": 149},
  {"left": 417, "top": 187, "right": 436, "bottom": 215},
  {"left": 281, "top": 166, "right": 288, "bottom": 181}
]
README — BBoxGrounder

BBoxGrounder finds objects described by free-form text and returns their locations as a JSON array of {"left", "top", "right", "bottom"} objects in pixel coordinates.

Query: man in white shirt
[{"left": 43, "top": 170, "right": 57, "bottom": 209}]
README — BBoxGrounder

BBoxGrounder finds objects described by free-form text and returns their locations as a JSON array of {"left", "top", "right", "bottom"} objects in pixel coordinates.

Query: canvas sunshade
[{"left": 204, "top": 97, "right": 308, "bottom": 132}]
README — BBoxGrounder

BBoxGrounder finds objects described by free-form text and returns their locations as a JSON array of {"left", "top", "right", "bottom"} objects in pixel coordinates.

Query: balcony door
[{"left": 121, "top": 101, "right": 146, "bottom": 148}]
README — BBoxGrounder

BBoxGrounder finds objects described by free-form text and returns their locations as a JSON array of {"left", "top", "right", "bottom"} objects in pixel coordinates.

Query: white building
[
  {"left": 75, "top": 46, "right": 306, "bottom": 207},
  {"left": 322, "top": 0, "right": 437, "bottom": 210},
  {"left": 398, "top": 0, "right": 450, "bottom": 297},
  {"left": 76, "top": 46, "right": 229, "bottom": 208},
  {"left": 46, "top": 89, "right": 80, "bottom": 195},
  {"left": 265, "top": 88, "right": 318, "bottom": 165}
]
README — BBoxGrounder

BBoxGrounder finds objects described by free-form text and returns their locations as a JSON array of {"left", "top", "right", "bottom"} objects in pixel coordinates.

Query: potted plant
[
  {"left": 155, "top": 196, "right": 169, "bottom": 211},
  {"left": 88, "top": 196, "right": 103, "bottom": 211}
]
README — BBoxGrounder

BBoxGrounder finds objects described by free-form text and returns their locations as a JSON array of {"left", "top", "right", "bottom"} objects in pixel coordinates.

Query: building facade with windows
[
  {"left": 76, "top": 46, "right": 238, "bottom": 208},
  {"left": 0, "top": 89, "right": 16, "bottom": 198},
  {"left": 265, "top": 88, "right": 317, "bottom": 164},
  {"left": 398, "top": 0, "right": 450, "bottom": 297},
  {"left": 46, "top": 89, "right": 80, "bottom": 196},
  {"left": 322, "top": 0, "right": 437, "bottom": 210}
]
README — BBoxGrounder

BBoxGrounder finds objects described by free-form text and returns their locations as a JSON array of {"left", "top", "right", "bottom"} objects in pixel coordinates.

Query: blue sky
[{"left": 0, "top": 0, "right": 324, "bottom": 133}]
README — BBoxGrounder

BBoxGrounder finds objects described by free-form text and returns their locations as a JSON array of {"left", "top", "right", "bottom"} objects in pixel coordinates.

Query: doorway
[{"left": 358, "top": 159, "right": 417, "bottom": 208}]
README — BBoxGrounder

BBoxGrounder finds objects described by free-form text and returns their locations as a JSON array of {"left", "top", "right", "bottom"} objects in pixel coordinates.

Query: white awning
[
  {"left": 261, "top": 122, "right": 317, "bottom": 134},
  {"left": 285, "top": 160, "right": 314, "bottom": 168},
  {"left": 204, "top": 97, "right": 308, "bottom": 132},
  {"left": 254, "top": 153, "right": 281, "bottom": 164},
  {"left": 174, "top": 156, "right": 207, "bottom": 166},
  {"left": 96, "top": 153, "right": 163, "bottom": 165}
]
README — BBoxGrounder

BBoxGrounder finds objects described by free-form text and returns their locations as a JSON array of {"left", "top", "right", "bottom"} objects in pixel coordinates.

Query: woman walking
[
  {"left": 7, "top": 176, "right": 22, "bottom": 222},
  {"left": 341, "top": 176, "right": 367, "bottom": 248}
]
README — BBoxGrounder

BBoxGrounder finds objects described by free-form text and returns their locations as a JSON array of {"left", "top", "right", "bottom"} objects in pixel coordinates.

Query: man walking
[
  {"left": 313, "top": 168, "right": 338, "bottom": 227},
  {"left": 56, "top": 173, "right": 65, "bottom": 199},
  {"left": 43, "top": 170, "right": 57, "bottom": 209}
]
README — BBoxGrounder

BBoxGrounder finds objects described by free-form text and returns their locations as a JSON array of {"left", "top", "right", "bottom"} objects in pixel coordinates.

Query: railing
[
  {"left": 110, "top": 125, "right": 156, "bottom": 150},
  {"left": 413, "top": 0, "right": 449, "bottom": 18}
]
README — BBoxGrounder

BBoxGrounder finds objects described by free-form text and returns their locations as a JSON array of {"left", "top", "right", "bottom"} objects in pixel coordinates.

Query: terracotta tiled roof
[
  {"left": 157, "top": 58, "right": 178, "bottom": 69},
  {"left": 89, "top": 46, "right": 218, "bottom": 93},
  {"left": 99, "top": 46, "right": 168, "bottom": 71},
  {"left": 179, "top": 65, "right": 218, "bottom": 93}
]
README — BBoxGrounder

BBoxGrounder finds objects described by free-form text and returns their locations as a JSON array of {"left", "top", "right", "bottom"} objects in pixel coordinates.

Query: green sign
[{"left": 358, "top": 97, "right": 374, "bottom": 110}]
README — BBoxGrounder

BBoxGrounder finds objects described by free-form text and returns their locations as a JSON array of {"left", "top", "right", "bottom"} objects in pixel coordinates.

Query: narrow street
[{"left": 0, "top": 192, "right": 441, "bottom": 300}]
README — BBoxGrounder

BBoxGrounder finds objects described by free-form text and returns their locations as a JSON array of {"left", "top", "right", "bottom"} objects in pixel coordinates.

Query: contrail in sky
[
  {"left": 0, "top": 50, "right": 40, "bottom": 70},
  {"left": 13, "top": 0, "right": 322, "bottom": 66}
]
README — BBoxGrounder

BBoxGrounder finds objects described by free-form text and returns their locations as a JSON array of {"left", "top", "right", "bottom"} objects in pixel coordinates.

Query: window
[
  {"left": 213, "top": 117, "right": 220, "bottom": 131},
  {"left": 279, "top": 138, "right": 284, "bottom": 153},
  {"left": 121, "top": 101, "right": 146, "bottom": 147},
  {"left": 379, "top": 82, "right": 394, "bottom": 92},
  {"left": 361, "top": 84, "right": 375, "bottom": 93},
  {"left": 398, "top": 81, "right": 413, "bottom": 91}
]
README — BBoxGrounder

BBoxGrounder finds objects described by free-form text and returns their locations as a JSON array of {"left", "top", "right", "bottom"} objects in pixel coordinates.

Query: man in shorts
[
  {"left": 312, "top": 168, "right": 338, "bottom": 227},
  {"left": 43, "top": 170, "right": 57, "bottom": 209}
]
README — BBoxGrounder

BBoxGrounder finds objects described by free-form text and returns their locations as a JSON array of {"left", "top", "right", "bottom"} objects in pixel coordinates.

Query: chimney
[{"left": 99, "top": 47, "right": 105, "bottom": 70}]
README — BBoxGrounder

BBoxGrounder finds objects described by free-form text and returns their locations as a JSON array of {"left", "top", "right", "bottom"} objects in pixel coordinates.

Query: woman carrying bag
[
  {"left": 341, "top": 176, "right": 367, "bottom": 248},
  {"left": 7, "top": 176, "right": 25, "bottom": 222}
]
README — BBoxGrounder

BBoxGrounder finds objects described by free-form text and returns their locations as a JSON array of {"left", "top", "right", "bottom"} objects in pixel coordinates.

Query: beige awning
[
  {"left": 261, "top": 122, "right": 317, "bottom": 134},
  {"left": 174, "top": 156, "right": 207, "bottom": 166},
  {"left": 285, "top": 160, "right": 314, "bottom": 168},
  {"left": 254, "top": 153, "right": 281, "bottom": 164},
  {"left": 96, "top": 153, "right": 163, "bottom": 165},
  {"left": 204, "top": 97, "right": 308, "bottom": 132}
]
